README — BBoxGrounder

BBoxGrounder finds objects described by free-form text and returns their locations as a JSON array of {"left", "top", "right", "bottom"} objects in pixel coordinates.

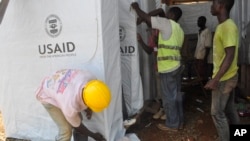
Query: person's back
[
  {"left": 157, "top": 19, "right": 184, "bottom": 72},
  {"left": 36, "top": 69, "right": 95, "bottom": 126},
  {"left": 36, "top": 69, "right": 111, "bottom": 141},
  {"left": 150, "top": 7, "right": 184, "bottom": 73},
  {"left": 149, "top": 6, "right": 185, "bottom": 131},
  {"left": 131, "top": 3, "right": 185, "bottom": 132}
]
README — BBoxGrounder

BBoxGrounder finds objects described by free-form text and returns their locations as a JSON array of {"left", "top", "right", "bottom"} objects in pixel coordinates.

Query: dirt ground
[
  {"left": 0, "top": 111, "right": 5, "bottom": 141},
  {"left": 0, "top": 85, "right": 250, "bottom": 141},
  {"left": 126, "top": 84, "right": 250, "bottom": 141},
  {"left": 126, "top": 85, "right": 217, "bottom": 141}
]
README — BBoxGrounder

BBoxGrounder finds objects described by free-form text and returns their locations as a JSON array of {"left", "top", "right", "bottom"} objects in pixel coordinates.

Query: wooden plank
[
  {"left": 172, "top": 0, "right": 212, "bottom": 4},
  {"left": 164, "top": 0, "right": 212, "bottom": 5}
]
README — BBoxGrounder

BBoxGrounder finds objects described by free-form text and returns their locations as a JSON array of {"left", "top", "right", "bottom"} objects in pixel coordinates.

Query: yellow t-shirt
[{"left": 213, "top": 19, "right": 239, "bottom": 81}]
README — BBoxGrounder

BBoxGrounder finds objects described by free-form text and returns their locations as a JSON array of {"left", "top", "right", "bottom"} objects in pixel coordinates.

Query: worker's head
[
  {"left": 211, "top": 0, "right": 234, "bottom": 16},
  {"left": 166, "top": 7, "right": 182, "bottom": 22},
  {"left": 82, "top": 80, "right": 111, "bottom": 112},
  {"left": 197, "top": 16, "right": 206, "bottom": 28}
]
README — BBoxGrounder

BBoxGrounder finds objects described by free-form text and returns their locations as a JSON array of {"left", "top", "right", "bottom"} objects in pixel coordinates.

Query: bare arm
[
  {"left": 213, "top": 47, "right": 235, "bottom": 81},
  {"left": 74, "top": 111, "right": 106, "bottom": 141},
  {"left": 148, "top": 8, "right": 165, "bottom": 17},
  {"left": 137, "top": 33, "right": 154, "bottom": 54},
  {"left": 74, "top": 123, "right": 105, "bottom": 141},
  {"left": 131, "top": 2, "right": 152, "bottom": 27},
  {"left": 204, "top": 46, "right": 235, "bottom": 90},
  {"left": 137, "top": 8, "right": 165, "bottom": 26}
]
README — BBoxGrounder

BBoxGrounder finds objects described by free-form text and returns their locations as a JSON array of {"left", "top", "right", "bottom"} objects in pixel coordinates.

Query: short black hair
[
  {"left": 218, "top": 0, "right": 235, "bottom": 12},
  {"left": 198, "top": 16, "right": 206, "bottom": 24},
  {"left": 169, "top": 7, "right": 182, "bottom": 21}
]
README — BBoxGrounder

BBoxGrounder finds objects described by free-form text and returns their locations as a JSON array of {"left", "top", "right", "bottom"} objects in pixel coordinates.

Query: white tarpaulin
[
  {"left": 119, "top": 0, "right": 143, "bottom": 117},
  {"left": 176, "top": 2, "right": 218, "bottom": 34},
  {"left": 0, "top": 0, "right": 125, "bottom": 140}
]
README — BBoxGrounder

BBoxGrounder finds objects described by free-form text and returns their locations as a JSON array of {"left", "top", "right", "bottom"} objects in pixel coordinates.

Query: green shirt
[{"left": 213, "top": 19, "right": 239, "bottom": 81}]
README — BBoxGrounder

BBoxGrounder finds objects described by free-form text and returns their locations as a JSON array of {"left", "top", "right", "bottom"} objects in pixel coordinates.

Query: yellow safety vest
[{"left": 157, "top": 20, "right": 184, "bottom": 73}]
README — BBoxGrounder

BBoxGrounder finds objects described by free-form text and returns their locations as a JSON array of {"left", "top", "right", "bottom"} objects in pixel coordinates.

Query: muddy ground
[{"left": 0, "top": 85, "right": 250, "bottom": 141}]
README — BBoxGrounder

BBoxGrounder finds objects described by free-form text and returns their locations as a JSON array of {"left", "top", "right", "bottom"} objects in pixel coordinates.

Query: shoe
[
  {"left": 153, "top": 108, "right": 164, "bottom": 119},
  {"left": 156, "top": 123, "right": 178, "bottom": 132},
  {"left": 191, "top": 76, "right": 197, "bottom": 80},
  {"left": 182, "top": 77, "right": 189, "bottom": 81},
  {"left": 160, "top": 114, "right": 166, "bottom": 120},
  {"left": 123, "top": 118, "right": 136, "bottom": 127}
]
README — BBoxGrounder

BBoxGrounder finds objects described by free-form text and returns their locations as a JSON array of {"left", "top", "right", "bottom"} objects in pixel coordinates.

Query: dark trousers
[
  {"left": 73, "top": 129, "right": 88, "bottom": 141},
  {"left": 195, "top": 59, "right": 206, "bottom": 79}
]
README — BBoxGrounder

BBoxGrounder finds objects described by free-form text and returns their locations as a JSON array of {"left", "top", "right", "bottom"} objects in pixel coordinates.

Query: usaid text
[
  {"left": 38, "top": 42, "right": 75, "bottom": 55},
  {"left": 120, "top": 46, "right": 135, "bottom": 56}
]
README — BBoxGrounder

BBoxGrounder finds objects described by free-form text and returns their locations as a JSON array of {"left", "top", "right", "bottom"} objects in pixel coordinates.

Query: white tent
[
  {"left": 0, "top": 0, "right": 127, "bottom": 140},
  {"left": 119, "top": 0, "right": 143, "bottom": 118},
  {"left": 0, "top": 0, "right": 249, "bottom": 140}
]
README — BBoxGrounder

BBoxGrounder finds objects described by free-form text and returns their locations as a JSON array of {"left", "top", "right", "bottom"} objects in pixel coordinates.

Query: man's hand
[
  {"left": 204, "top": 78, "right": 219, "bottom": 90},
  {"left": 92, "top": 132, "right": 106, "bottom": 141},
  {"left": 75, "top": 123, "right": 105, "bottom": 141},
  {"left": 137, "top": 17, "right": 143, "bottom": 25},
  {"left": 131, "top": 2, "right": 139, "bottom": 9},
  {"left": 84, "top": 108, "right": 92, "bottom": 120},
  {"left": 137, "top": 33, "right": 143, "bottom": 43}
]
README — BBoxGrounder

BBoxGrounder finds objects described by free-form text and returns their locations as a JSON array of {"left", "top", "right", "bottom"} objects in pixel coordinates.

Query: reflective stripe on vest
[
  {"left": 158, "top": 45, "right": 181, "bottom": 50},
  {"left": 158, "top": 56, "right": 181, "bottom": 61}
]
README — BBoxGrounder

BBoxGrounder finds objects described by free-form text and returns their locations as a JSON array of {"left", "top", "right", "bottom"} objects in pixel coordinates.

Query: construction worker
[
  {"left": 36, "top": 69, "right": 111, "bottom": 141},
  {"left": 131, "top": 2, "right": 184, "bottom": 132}
]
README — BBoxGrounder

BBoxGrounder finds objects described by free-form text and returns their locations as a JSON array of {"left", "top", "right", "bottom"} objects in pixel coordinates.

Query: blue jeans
[
  {"left": 211, "top": 74, "right": 240, "bottom": 141},
  {"left": 43, "top": 103, "right": 88, "bottom": 141},
  {"left": 160, "top": 66, "right": 184, "bottom": 129}
]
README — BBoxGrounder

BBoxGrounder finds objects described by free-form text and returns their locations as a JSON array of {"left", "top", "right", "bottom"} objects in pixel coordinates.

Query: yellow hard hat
[{"left": 82, "top": 80, "right": 111, "bottom": 112}]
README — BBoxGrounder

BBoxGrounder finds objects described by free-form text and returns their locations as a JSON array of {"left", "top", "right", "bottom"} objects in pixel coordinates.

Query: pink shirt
[{"left": 36, "top": 69, "right": 96, "bottom": 127}]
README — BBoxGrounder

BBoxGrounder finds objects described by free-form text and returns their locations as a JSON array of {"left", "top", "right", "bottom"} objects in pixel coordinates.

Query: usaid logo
[
  {"left": 119, "top": 26, "right": 126, "bottom": 41},
  {"left": 45, "top": 14, "right": 62, "bottom": 38},
  {"left": 119, "top": 26, "right": 136, "bottom": 56}
]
